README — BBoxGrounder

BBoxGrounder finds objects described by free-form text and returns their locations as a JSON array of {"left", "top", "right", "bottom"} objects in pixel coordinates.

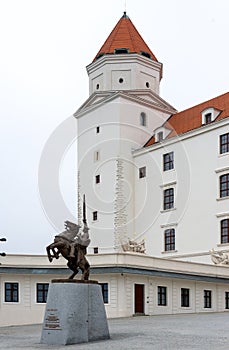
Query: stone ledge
[{"left": 51, "top": 279, "right": 98, "bottom": 284}]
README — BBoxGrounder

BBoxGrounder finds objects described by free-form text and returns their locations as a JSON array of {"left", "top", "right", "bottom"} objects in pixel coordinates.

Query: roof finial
[{"left": 123, "top": 0, "right": 127, "bottom": 17}]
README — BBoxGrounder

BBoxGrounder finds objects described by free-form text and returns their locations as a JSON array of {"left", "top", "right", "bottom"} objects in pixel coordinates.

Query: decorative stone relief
[
  {"left": 121, "top": 239, "right": 146, "bottom": 254},
  {"left": 114, "top": 158, "right": 127, "bottom": 250},
  {"left": 210, "top": 248, "right": 229, "bottom": 265}
]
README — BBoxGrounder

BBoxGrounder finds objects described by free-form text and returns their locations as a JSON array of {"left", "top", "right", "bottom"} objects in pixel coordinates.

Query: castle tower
[{"left": 74, "top": 13, "right": 176, "bottom": 254}]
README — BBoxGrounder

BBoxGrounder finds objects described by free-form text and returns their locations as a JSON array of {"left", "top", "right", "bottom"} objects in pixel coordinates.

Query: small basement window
[{"left": 114, "top": 48, "right": 129, "bottom": 54}]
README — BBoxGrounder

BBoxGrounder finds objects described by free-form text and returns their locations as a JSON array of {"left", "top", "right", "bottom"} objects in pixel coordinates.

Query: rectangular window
[
  {"left": 100, "top": 283, "right": 109, "bottom": 304},
  {"left": 37, "top": 283, "right": 49, "bottom": 303},
  {"left": 221, "top": 219, "right": 229, "bottom": 244},
  {"left": 181, "top": 288, "right": 190, "bottom": 307},
  {"left": 94, "top": 151, "right": 100, "bottom": 162},
  {"left": 204, "top": 113, "right": 212, "bottom": 124},
  {"left": 220, "top": 174, "right": 229, "bottom": 198},
  {"left": 139, "top": 166, "right": 146, "bottom": 178},
  {"left": 96, "top": 126, "right": 100, "bottom": 134},
  {"left": 204, "top": 290, "right": 212, "bottom": 308},
  {"left": 225, "top": 292, "right": 229, "bottom": 309},
  {"left": 5, "top": 282, "right": 19, "bottom": 302},
  {"left": 95, "top": 175, "right": 100, "bottom": 184},
  {"left": 158, "top": 286, "right": 167, "bottom": 306},
  {"left": 163, "top": 188, "right": 174, "bottom": 210},
  {"left": 158, "top": 131, "right": 163, "bottom": 142},
  {"left": 220, "top": 133, "right": 229, "bottom": 154},
  {"left": 164, "top": 228, "right": 175, "bottom": 251},
  {"left": 163, "top": 152, "right": 174, "bottom": 171},
  {"left": 93, "top": 211, "right": 98, "bottom": 221}
]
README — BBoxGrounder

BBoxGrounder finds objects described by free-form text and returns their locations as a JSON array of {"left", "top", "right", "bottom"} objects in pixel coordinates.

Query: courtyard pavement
[{"left": 0, "top": 312, "right": 229, "bottom": 349}]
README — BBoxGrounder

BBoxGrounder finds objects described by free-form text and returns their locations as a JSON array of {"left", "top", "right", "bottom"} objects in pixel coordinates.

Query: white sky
[{"left": 0, "top": 0, "right": 228, "bottom": 254}]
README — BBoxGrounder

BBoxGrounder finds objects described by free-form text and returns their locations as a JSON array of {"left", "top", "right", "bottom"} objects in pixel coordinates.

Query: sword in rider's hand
[{"left": 83, "top": 194, "right": 87, "bottom": 224}]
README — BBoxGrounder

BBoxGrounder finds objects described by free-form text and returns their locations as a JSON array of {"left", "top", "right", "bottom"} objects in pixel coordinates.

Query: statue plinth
[{"left": 40, "top": 281, "right": 110, "bottom": 345}]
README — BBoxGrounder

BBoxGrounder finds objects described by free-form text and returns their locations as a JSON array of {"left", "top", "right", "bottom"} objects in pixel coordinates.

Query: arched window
[
  {"left": 221, "top": 219, "right": 229, "bottom": 244},
  {"left": 140, "top": 112, "right": 146, "bottom": 126}
]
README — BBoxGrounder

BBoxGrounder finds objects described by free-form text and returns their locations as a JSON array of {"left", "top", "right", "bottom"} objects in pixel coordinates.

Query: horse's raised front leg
[{"left": 46, "top": 244, "right": 54, "bottom": 262}]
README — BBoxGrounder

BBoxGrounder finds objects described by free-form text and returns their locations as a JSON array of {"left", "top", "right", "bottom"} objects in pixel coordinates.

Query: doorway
[{"left": 134, "top": 284, "right": 145, "bottom": 314}]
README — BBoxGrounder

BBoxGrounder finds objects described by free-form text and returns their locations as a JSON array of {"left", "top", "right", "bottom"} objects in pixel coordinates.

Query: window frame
[
  {"left": 204, "top": 113, "right": 212, "bottom": 124},
  {"left": 181, "top": 288, "right": 190, "bottom": 307},
  {"left": 95, "top": 174, "right": 100, "bottom": 184},
  {"left": 36, "top": 283, "right": 49, "bottom": 303},
  {"left": 164, "top": 228, "right": 175, "bottom": 251},
  {"left": 163, "top": 152, "right": 174, "bottom": 171},
  {"left": 225, "top": 291, "right": 229, "bottom": 309},
  {"left": 99, "top": 283, "right": 109, "bottom": 304},
  {"left": 139, "top": 166, "right": 146, "bottom": 179},
  {"left": 204, "top": 290, "right": 212, "bottom": 308},
  {"left": 163, "top": 188, "right": 174, "bottom": 210},
  {"left": 4, "top": 282, "right": 19, "bottom": 303},
  {"left": 221, "top": 219, "right": 229, "bottom": 244},
  {"left": 220, "top": 133, "right": 229, "bottom": 154},
  {"left": 140, "top": 112, "right": 146, "bottom": 126},
  {"left": 220, "top": 174, "right": 229, "bottom": 198},
  {"left": 157, "top": 286, "right": 167, "bottom": 306},
  {"left": 92, "top": 211, "right": 98, "bottom": 221}
]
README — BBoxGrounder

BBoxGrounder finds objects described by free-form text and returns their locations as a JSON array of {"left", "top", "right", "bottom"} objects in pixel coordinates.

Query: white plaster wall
[
  {"left": 87, "top": 55, "right": 161, "bottom": 95},
  {"left": 134, "top": 121, "right": 229, "bottom": 261}
]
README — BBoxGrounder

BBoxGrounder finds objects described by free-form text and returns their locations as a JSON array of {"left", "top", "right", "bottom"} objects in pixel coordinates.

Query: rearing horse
[{"left": 46, "top": 221, "right": 90, "bottom": 280}]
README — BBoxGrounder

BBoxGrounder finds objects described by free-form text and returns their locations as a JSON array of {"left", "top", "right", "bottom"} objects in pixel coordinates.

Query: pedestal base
[{"left": 40, "top": 280, "right": 110, "bottom": 345}]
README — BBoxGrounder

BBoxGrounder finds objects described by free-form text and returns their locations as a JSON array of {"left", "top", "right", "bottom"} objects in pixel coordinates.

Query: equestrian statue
[{"left": 46, "top": 195, "right": 91, "bottom": 280}]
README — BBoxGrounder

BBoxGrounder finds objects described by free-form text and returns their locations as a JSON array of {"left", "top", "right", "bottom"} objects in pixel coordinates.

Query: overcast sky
[{"left": 0, "top": 0, "right": 228, "bottom": 254}]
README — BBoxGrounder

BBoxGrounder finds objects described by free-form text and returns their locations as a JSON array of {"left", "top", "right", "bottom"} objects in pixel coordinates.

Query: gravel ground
[{"left": 0, "top": 312, "right": 229, "bottom": 349}]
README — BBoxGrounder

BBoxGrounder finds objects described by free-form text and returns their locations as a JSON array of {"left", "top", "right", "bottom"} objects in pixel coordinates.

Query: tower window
[
  {"left": 163, "top": 188, "right": 174, "bottom": 210},
  {"left": 93, "top": 211, "right": 98, "bottom": 221},
  {"left": 139, "top": 166, "right": 146, "bottom": 179},
  {"left": 119, "top": 78, "right": 124, "bottom": 83},
  {"left": 114, "top": 48, "right": 129, "bottom": 54},
  {"left": 164, "top": 228, "right": 175, "bottom": 251},
  {"left": 96, "top": 126, "right": 100, "bottom": 134},
  {"left": 140, "top": 51, "right": 151, "bottom": 59},
  {"left": 95, "top": 175, "right": 100, "bottom": 184},
  {"left": 94, "top": 151, "right": 100, "bottom": 162},
  {"left": 146, "top": 82, "right": 150, "bottom": 88},
  {"left": 96, "top": 83, "right": 100, "bottom": 90},
  {"left": 140, "top": 112, "right": 146, "bottom": 126}
]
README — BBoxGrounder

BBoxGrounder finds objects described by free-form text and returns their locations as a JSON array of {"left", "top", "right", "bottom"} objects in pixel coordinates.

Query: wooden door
[{"left": 134, "top": 284, "right": 144, "bottom": 314}]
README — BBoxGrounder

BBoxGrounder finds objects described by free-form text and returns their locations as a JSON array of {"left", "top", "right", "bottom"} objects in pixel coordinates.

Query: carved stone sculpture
[
  {"left": 210, "top": 248, "right": 229, "bottom": 265},
  {"left": 122, "top": 238, "right": 145, "bottom": 254}
]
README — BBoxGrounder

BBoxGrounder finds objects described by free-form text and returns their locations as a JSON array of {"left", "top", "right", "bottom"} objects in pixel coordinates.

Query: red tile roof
[
  {"left": 145, "top": 92, "right": 229, "bottom": 147},
  {"left": 93, "top": 12, "right": 158, "bottom": 62}
]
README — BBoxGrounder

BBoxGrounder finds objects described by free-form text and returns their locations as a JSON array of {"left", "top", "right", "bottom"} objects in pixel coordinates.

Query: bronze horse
[{"left": 46, "top": 221, "right": 90, "bottom": 280}]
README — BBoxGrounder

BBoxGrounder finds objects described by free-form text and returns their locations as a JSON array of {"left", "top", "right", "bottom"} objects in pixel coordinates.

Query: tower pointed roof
[{"left": 93, "top": 12, "right": 158, "bottom": 62}]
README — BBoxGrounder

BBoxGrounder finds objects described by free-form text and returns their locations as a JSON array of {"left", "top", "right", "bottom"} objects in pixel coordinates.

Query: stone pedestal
[{"left": 40, "top": 280, "right": 110, "bottom": 345}]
